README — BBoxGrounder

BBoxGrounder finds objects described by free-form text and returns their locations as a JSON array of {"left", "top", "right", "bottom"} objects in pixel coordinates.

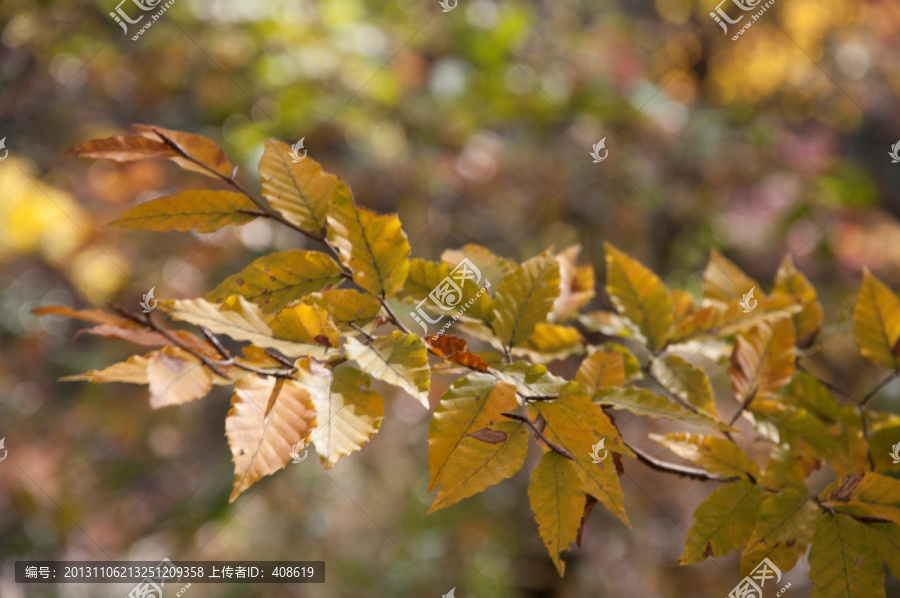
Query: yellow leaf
[
  {"left": 594, "top": 387, "right": 735, "bottom": 431},
  {"left": 528, "top": 451, "right": 584, "bottom": 576},
  {"left": 681, "top": 480, "right": 764, "bottom": 564},
  {"left": 62, "top": 353, "right": 152, "bottom": 384},
  {"left": 206, "top": 250, "right": 344, "bottom": 312},
  {"left": 299, "top": 363, "right": 384, "bottom": 469},
  {"left": 774, "top": 255, "right": 823, "bottom": 348},
  {"left": 159, "top": 295, "right": 338, "bottom": 358},
  {"left": 226, "top": 375, "right": 317, "bottom": 502},
  {"left": 406, "top": 258, "right": 493, "bottom": 321},
  {"left": 702, "top": 248, "right": 758, "bottom": 305},
  {"left": 133, "top": 124, "right": 234, "bottom": 179},
  {"left": 515, "top": 323, "right": 585, "bottom": 363},
  {"left": 109, "top": 190, "right": 257, "bottom": 233},
  {"left": 497, "top": 360, "right": 568, "bottom": 398},
  {"left": 809, "top": 512, "right": 885, "bottom": 598},
  {"left": 671, "top": 294, "right": 801, "bottom": 343},
  {"left": 344, "top": 331, "right": 430, "bottom": 407},
  {"left": 823, "top": 472, "right": 900, "bottom": 525},
  {"left": 575, "top": 351, "right": 626, "bottom": 393},
  {"left": 428, "top": 375, "right": 519, "bottom": 493},
  {"left": 326, "top": 194, "right": 410, "bottom": 296},
  {"left": 730, "top": 319, "right": 795, "bottom": 407},
  {"left": 552, "top": 245, "right": 595, "bottom": 321},
  {"left": 492, "top": 252, "right": 561, "bottom": 349},
  {"left": 671, "top": 288, "right": 695, "bottom": 320},
  {"left": 741, "top": 488, "right": 818, "bottom": 576},
  {"left": 529, "top": 385, "right": 631, "bottom": 526},
  {"left": 303, "top": 289, "right": 383, "bottom": 327},
  {"left": 441, "top": 243, "right": 514, "bottom": 293},
  {"left": 853, "top": 269, "right": 900, "bottom": 370},
  {"left": 268, "top": 303, "right": 341, "bottom": 352},
  {"left": 259, "top": 140, "right": 349, "bottom": 235},
  {"left": 651, "top": 432, "right": 759, "bottom": 479},
  {"left": 604, "top": 243, "right": 673, "bottom": 351},
  {"left": 650, "top": 355, "right": 718, "bottom": 418},
  {"left": 147, "top": 346, "right": 213, "bottom": 409}
]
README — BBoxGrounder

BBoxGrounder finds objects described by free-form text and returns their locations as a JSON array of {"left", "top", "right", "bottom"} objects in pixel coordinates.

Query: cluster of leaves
[{"left": 46, "top": 126, "right": 900, "bottom": 592}]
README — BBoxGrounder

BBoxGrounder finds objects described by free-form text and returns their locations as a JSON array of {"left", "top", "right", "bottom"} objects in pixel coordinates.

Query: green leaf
[
  {"left": 492, "top": 252, "right": 561, "bottom": 349},
  {"left": 109, "top": 190, "right": 257, "bottom": 233},
  {"left": 823, "top": 472, "right": 900, "bottom": 525},
  {"left": 344, "top": 331, "right": 430, "bottom": 407},
  {"left": 226, "top": 375, "right": 318, "bottom": 502},
  {"left": 651, "top": 432, "right": 759, "bottom": 479},
  {"left": 650, "top": 355, "right": 718, "bottom": 418},
  {"left": 326, "top": 194, "right": 410, "bottom": 296},
  {"left": 528, "top": 451, "right": 584, "bottom": 576},
  {"left": 729, "top": 319, "right": 795, "bottom": 406},
  {"left": 778, "top": 373, "right": 842, "bottom": 423},
  {"left": 594, "top": 387, "right": 735, "bottom": 431},
  {"left": 576, "top": 351, "right": 626, "bottom": 393},
  {"left": 853, "top": 269, "right": 900, "bottom": 370},
  {"left": 299, "top": 363, "right": 384, "bottom": 469},
  {"left": 159, "top": 295, "right": 338, "bottom": 358},
  {"left": 529, "top": 385, "right": 631, "bottom": 526},
  {"left": 774, "top": 255, "right": 823, "bottom": 348},
  {"left": 428, "top": 375, "right": 519, "bottom": 493},
  {"left": 604, "top": 243, "right": 673, "bottom": 351},
  {"left": 741, "top": 488, "right": 818, "bottom": 575},
  {"left": 206, "top": 250, "right": 345, "bottom": 312},
  {"left": 681, "top": 480, "right": 764, "bottom": 564},
  {"left": 809, "top": 512, "right": 885, "bottom": 598},
  {"left": 259, "top": 140, "right": 349, "bottom": 235}
]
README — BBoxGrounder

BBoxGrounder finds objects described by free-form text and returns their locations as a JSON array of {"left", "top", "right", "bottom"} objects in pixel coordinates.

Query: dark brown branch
[
  {"left": 500, "top": 412, "right": 575, "bottom": 460},
  {"left": 623, "top": 439, "right": 739, "bottom": 483},
  {"left": 728, "top": 388, "right": 758, "bottom": 427}
]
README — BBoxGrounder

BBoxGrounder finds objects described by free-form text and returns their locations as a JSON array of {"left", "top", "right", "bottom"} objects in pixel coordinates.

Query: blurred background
[{"left": 2, "top": 0, "right": 900, "bottom": 595}]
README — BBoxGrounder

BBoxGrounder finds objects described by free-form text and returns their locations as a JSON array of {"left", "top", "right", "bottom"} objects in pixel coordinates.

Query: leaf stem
[{"left": 622, "top": 439, "right": 739, "bottom": 483}]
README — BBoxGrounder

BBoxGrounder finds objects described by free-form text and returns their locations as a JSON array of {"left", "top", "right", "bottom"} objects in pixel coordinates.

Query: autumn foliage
[{"left": 43, "top": 125, "right": 900, "bottom": 593}]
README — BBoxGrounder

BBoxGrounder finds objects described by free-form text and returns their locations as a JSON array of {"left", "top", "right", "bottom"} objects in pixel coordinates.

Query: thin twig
[
  {"left": 859, "top": 372, "right": 900, "bottom": 407},
  {"left": 728, "top": 388, "right": 758, "bottom": 427},
  {"left": 500, "top": 412, "right": 575, "bottom": 460},
  {"left": 350, "top": 322, "right": 376, "bottom": 342},
  {"left": 622, "top": 439, "right": 739, "bottom": 483}
]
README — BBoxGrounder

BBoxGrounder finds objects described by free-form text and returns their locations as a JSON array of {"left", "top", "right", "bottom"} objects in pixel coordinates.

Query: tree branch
[
  {"left": 500, "top": 412, "right": 575, "bottom": 460},
  {"left": 622, "top": 439, "right": 739, "bottom": 483}
]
